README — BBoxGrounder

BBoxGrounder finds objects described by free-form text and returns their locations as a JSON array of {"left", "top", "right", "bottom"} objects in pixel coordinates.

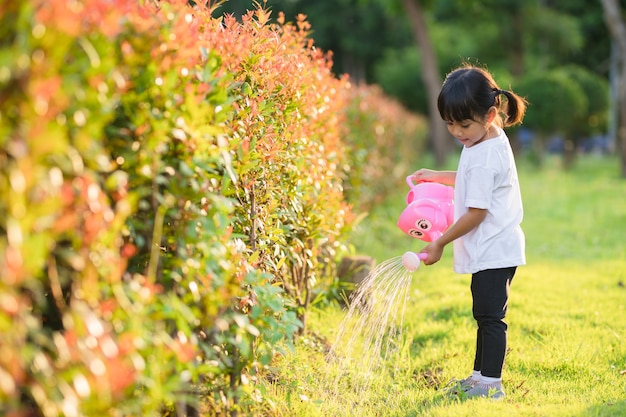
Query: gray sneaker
[
  {"left": 445, "top": 376, "right": 479, "bottom": 396},
  {"left": 466, "top": 383, "right": 505, "bottom": 400}
]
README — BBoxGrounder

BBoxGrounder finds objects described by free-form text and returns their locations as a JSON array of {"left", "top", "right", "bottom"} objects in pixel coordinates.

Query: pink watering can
[
  {"left": 398, "top": 176, "right": 454, "bottom": 271},
  {"left": 397, "top": 176, "right": 454, "bottom": 243}
]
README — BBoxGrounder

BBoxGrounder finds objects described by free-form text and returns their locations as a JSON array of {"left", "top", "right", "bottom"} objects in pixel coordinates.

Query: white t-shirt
[{"left": 453, "top": 128, "right": 526, "bottom": 274}]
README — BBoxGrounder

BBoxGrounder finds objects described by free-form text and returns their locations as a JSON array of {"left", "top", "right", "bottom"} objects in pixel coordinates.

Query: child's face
[{"left": 445, "top": 114, "right": 494, "bottom": 148}]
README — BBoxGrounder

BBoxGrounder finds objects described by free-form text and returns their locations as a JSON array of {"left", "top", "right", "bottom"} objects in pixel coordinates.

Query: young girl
[{"left": 411, "top": 64, "right": 527, "bottom": 399}]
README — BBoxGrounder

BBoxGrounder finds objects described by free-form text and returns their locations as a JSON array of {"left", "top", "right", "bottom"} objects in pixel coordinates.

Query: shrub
[
  {"left": 0, "top": 1, "right": 425, "bottom": 415},
  {"left": 559, "top": 64, "right": 609, "bottom": 138},
  {"left": 343, "top": 84, "right": 427, "bottom": 210},
  {"left": 516, "top": 69, "right": 587, "bottom": 139},
  {"left": 201, "top": 10, "right": 356, "bottom": 332},
  {"left": 0, "top": 0, "right": 300, "bottom": 415}
]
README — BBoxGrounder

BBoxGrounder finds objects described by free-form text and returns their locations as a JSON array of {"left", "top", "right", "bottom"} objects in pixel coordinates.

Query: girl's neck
[
  {"left": 486, "top": 124, "right": 500, "bottom": 139},
  {"left": 474, "top": 124, "right": 499, "bottom": 146}
]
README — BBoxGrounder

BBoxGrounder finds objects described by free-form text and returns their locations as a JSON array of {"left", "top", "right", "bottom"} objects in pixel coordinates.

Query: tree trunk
[
  {"left": 563, "top": 138, "right": 577, "bottom": 170},
  {"left": 601, "top": 0, "right": 626, "bottom": 178},
  {"left": 402, "top": 0, "right": 451, "bottom": 167},
  {"left": 510, "top": 12, "right": 525, "bottom": 77}
]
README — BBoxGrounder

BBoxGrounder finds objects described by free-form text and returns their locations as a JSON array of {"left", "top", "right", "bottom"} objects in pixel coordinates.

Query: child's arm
[
  {"left": 420, "top": 207, "right": 487, "bottom": 265},
  {"left": 410, "top": 169, "right": 456, "bottom": 185}
]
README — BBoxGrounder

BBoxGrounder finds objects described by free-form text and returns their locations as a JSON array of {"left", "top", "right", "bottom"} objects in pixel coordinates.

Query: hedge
[{"left": 0, "top": 1, "right": 426, "bottom": 415}]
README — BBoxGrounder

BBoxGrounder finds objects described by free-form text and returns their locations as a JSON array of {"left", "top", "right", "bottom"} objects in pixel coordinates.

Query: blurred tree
[
  {"left": 516, "top": 69, "right": 587, "bottom": 166},
  {"left": 374, "top": 47, "right": 427, "bottom": 113},
  {"left": 546, "top": 0, "right": 613, "bottom": 73},
  {"left": 601, "top": 0, "right": 626, "bottom": 177},
  {"left": 372, "top": 0, "right": 596, "bottom": 166},
  {"left": 431, "top": 0, "right": 584, "bottom": 76},
  {"left": 431, "top": 0, "right": 528, "bottom": 76},
  {"left": 561, "top": 65, "right": 610, "bottom": 167},
  {"left": 401, "top": 0, "right": 450, "bottom": 167}
]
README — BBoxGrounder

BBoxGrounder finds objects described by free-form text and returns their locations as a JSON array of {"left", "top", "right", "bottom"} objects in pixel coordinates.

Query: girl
[{"left": 412, "top": 64, "right": 527, "bottom": 399}]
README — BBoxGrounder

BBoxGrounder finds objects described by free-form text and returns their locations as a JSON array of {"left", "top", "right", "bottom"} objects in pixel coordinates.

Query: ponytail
[{"left": 499, "top": 89, "right": 527, "bottom": 127}]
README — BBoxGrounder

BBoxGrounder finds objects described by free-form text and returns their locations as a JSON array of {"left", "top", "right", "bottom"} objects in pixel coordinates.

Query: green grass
[{"left": 265, "top": 155, "right": 626, "bottom": 417}]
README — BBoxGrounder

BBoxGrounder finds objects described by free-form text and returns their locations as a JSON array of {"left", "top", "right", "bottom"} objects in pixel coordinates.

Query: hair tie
[{"left": 498, "top": 89, "right": 506, "bottom": 95}]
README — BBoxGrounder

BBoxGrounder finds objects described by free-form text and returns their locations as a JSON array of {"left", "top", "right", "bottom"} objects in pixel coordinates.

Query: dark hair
[{"left": 437, "top": 65, "right": 527, "bottom": 127}]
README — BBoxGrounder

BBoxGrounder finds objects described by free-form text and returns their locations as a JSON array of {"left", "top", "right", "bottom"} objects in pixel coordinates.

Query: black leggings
[{"left": 471, "top": 267, "right": 516, "bottom": 379}]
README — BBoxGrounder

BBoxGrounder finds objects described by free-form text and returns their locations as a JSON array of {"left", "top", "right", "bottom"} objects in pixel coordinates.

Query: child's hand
[
  {"left": 410, "top": 169, "right": 456, "bottom": 186},
  {"left": 411, "top": 168, "right": 439, "bottom": 183},
  {"left": 421, "top": 240, "right": 444, "bottom": 265}
]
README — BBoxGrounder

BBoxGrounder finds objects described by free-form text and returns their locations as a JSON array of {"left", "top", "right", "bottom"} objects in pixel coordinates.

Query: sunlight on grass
[{"left": 267, "top": 156, "right": 626, "bottom": 417}]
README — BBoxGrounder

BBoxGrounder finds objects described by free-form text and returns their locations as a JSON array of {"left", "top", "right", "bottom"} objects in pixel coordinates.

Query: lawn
[{"left": 266, "top": 155, "right": 626, "bottom": 417}]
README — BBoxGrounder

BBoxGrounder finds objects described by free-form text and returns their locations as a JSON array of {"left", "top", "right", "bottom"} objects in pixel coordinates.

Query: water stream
[{"left": 325, "top": 255, "right": 416, "bottom": 400}]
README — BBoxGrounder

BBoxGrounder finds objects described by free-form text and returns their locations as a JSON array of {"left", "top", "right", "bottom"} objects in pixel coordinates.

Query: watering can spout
[{"left": 401, "top": 251, "right": 428, "bottom": 271}]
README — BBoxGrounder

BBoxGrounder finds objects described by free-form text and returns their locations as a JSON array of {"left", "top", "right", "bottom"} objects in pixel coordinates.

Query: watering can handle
[{"left": 406, "top": 175, "right": 416, "bottom": 187}]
